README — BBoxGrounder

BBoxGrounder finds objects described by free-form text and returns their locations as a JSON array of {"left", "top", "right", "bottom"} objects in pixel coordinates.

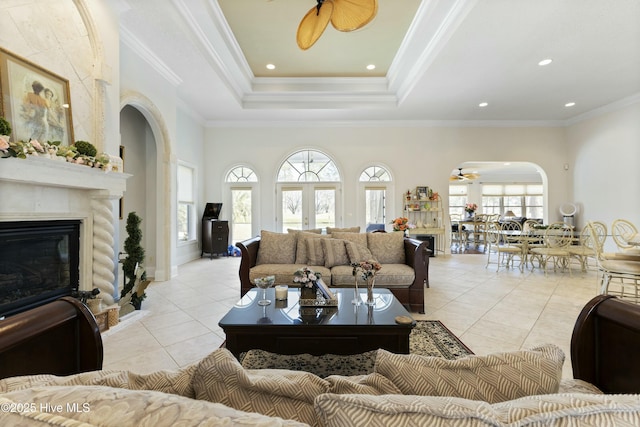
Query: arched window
[
  {"left": 276, "top": 150, "right": 341, "bottom": 232},
  {"left": 277, "top": 150, "right": 340, "bottom": 182},
  {"left": 359, "top": 165, "right": 392, "bottom": 232},
  {"left": 359, "top": 166, "right": 391, "bottom": 182},
  {"left": 225, "top": 166, "right": 258, "bottom": 242},
  {"left": 226, "top": 166, "right": 258, "bottom": 183}
]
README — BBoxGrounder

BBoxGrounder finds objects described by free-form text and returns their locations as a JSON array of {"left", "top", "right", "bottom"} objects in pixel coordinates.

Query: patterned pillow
[
  {"left": 367, "top": 232, "right": 406, "bottom": 264},
  {"left": 331, "top": 231, "right": 367, "bottom": 247},
  {"left": 0, "top": 385, "right": 308, "bottom": 427},
  {"left": 256, "top": 230, "right": 297, "bottom": 265},
  {"left": 345, "top": 241, "right": 376, "bottom": 264},
  {"left": 191, "top": 348, "right": 330, "bottom": 425},
  {"left": 322, "top": 238, "right": 350, "bottom": 268},
  {"left": 306, "top": 238, "right": 325, "bottom": 266},
  {"left": 295, "top": 232, "right": 330, "bottom": 264},
  {"left": 327, "top": 226, "right": 360, "bottom": 234},
  {"left": 314, "top": 393, "right": 640, "bottom": 427},
  {"left": 374, "top": 345, "right": 565, "bottom": 404}
]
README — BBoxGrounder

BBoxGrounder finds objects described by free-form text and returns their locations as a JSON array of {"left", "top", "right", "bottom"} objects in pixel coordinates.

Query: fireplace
[{"left": 0, "top": 220, "right": 80, "bottom": 317}]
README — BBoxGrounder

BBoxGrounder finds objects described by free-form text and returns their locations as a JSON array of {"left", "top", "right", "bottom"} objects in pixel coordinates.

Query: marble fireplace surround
[{"left": 0, "top": 157, "right": 129, "bottom": 306}]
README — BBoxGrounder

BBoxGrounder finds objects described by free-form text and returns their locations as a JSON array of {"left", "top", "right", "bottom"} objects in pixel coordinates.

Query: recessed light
[
  {"left": 538, "top": 58, "right": 553, "bottom": 66},
  {"left": 565, "top": 102, "right": 576, "bottom": 107},
  {"left": 478, "top": 102, "right": 488, "bottom": 107},
  {"left": 266, "top": 64, "right": 276, "bottom": 70},
  {"left": 366, "top": 64, "right": 376, "bottom": 70}
]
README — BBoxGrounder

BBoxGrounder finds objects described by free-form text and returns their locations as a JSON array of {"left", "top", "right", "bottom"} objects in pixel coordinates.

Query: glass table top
[{"left": 219, "top": 287, "right": 414, "bottom": 327}]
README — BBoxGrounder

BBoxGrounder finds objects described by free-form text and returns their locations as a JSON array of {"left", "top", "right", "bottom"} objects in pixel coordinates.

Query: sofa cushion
[
  {"left": 306, "top": 238, "right": 325, "bottom": 266},
  {"left": 367, "top": 232, "right": 406, "bottom": 264},
  {"left": 257, "top": 230, "right": 297, "bottom": 265},
  {"left": 250, "top": 264, "right": 331, "bottom": 287},
  {"left": 330, "top": 264, "right": 414, "bottom": 287},
  {"left": 314, "top": 393, "right": 640, "bottom": 427},
  {"left": 0, "top": 385, "right": 309, "bottom": 427},
  {"left": 374, "top": 345, "right": 565, "bottom": 404},
  {"left": 191, "top": 348, "right": 400, "bottom": 426},
  {"left": 192, "top": 348, "right": 329, "bottom": 426},
  {"left": 332, "top": 231, "right": 367, "bottom": 247},
  {"left": 327, "top": 226, "right": 360, "bottom": 234},
  {"left": 345, "top": 241, "right": 375, "bottom": 264},
  {"left": 322, "top": 238, "right": 350, "bottom": 268},
  {"left": 295, "top": 232, "right": 331, "bottom": 264}
]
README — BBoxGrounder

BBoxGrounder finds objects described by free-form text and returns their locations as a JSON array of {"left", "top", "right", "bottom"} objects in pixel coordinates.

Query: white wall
[
  {"left": 566, "top": 102, "right": 640, "bottom": 250},
  {"left": 204, "top": 125, "right": 570, "bottom": 234}
]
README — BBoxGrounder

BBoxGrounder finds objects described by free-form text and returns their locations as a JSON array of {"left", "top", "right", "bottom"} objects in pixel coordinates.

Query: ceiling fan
[
  {"left": 450, "top": 168, "right": 480, "bottom": 182},
  {"left": 296, "top": 0, "right": 378, "bottom": 50}
]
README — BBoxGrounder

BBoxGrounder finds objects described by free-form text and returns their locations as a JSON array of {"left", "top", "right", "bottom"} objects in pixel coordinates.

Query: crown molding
[
  {"left": 119, "top": 26, "right": 182, "bottom": 87},
  {"left": 564, "top": 92, "right": 640, "bottom": 126}
]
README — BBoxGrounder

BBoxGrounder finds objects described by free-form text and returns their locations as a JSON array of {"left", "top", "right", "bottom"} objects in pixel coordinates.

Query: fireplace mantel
[
  {"left": 0, "top": 157, "right": 130, "bottom": 307},
  {"left": 0, "top": 157, "right": 128, "bottom": 195}
]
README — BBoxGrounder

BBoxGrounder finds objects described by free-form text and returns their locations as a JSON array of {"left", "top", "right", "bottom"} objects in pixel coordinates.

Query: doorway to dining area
[{"left": 448, "top": 161, "right": 546, "bottom": 255}]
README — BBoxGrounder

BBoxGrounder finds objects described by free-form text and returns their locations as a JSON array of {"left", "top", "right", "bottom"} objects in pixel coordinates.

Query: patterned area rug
[
  {"left": 411, "top": 320, "right": 473, "bottom": 359},
  {"left": 240, "top": 320, "right": 472, "bottom": 377}
]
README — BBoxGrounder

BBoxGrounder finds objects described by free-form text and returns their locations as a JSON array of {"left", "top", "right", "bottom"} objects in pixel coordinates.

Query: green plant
[
  {"left": 0, "top": 117, "right": 11, "bottom": 136},
  {"left": 120, "top": 212, "right": 146, "bottom": 308},
  {"left": 74, "top": 140, "right": 97, "bottom": 157}
]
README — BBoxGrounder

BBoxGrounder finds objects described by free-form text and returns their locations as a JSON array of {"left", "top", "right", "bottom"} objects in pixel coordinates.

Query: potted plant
[{"left": 120, "top": 212, "right": 148, "bottom": 310}]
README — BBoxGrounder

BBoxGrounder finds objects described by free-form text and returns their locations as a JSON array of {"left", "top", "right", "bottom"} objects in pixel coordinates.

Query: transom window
[
  {"left": 359, "top": 166, "right": 391, "bottom": 182},
  {"left": 277, "top": 150, "right": 340, "bottom": 182},
  {"left": 226, "top": 166, "right": 257, "bottom": 182}
]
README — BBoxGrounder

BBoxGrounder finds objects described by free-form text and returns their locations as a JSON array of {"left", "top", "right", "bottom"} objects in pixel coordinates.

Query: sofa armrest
[
  {"left": 571, "top": 294, "right": 640, "bottom": 394},
  {"left": 401, "top": 237, "right": 430, "bottom": 313},
  {"left": 236, "top": 236, "right": 261, "bottom": 297}
]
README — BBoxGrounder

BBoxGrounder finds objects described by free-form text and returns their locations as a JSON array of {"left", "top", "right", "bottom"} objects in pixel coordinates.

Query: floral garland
[{"left": 0, "top": 137, "right": 115, "bottom": 172}]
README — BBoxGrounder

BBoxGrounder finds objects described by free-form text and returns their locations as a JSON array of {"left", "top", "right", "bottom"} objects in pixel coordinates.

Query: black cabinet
[
  {"left": 202, "top": 219, "right": 229, "bottom": 258},
  {"left": 413, "top": 234, "right": 436, "bottom": 257}
]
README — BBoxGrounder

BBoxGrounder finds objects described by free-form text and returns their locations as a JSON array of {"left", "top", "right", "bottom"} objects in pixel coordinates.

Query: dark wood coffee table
[{"left": 219, "top": 287, "right": 416, "bottom": 358}]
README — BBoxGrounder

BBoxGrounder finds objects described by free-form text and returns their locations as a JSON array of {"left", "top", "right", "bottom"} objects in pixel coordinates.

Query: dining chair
[
  {"left": 587, "top": 222, "right": 640, "bottom": 303},
  {"left": 568, "top": 222, "right": 605, "bottom": 272},
  {"left": 612, "top": 219, "right": 640, "bottom": 256},
  {"left": 485, "top": 221, "right": 524, "bottom": 272},
  {"left": 529, "top": 222, "right": 574, "bottom": 275},
  {"left": 449, "top": 214, "right": 467, "bottom": 249}
]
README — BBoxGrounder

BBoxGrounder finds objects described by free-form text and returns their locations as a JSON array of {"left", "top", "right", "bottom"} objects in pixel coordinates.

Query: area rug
[
  {"left": 239, "top": 320, "right": 473, "bottom": 377},
  {"left": 411, "top": 320, "right": 473, "bottom": 359}
]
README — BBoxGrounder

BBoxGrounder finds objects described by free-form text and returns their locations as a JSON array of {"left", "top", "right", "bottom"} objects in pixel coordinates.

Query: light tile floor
[{"left": 102, "top": 254, "right": 599, "bottom": 379}]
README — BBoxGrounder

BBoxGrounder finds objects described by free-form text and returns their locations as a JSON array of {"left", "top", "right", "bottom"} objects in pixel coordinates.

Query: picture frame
[
  {"left": 416, "top": 186, "right": 428, "bottom": 200},
  {"left": 0, "top": 48, "right": 74, "bottom": 146}
]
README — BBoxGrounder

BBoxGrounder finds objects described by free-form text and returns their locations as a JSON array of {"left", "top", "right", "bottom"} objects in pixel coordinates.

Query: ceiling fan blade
[
  {"left": 297, "top": 1, "right": 334, "bottom": 50},
  {"left": 330, "top": 0, "right": 378, "bottom": 32}
]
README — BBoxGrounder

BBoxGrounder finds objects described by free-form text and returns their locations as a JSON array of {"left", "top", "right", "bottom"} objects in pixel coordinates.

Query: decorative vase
[
  {"left": 466, "top": 211, "right": 475, "bottom": 220},
  {"left": 365, "top": 276, "right": 376, "bottom": 306},
  {"left": 301, "top": 285, "right": 317, "bottom": 300},
  {"left": 352, "top": 276, "right": 361, "bottom": 306}
]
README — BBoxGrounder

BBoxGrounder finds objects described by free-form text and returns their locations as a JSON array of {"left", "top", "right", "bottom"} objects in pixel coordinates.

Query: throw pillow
[
  {"left": 374, "top": 344, "right": 565, "bottom": 404},
  {"left": 288, "top": 228, "right": 322, "bottom": 234},
  {"left": 345, "top": 241, "right": 376, "bottom": 264},
  {"left": 256, "top": 230, "right": 297, "bottom": 265},
  {"left": 331, "top": 231, "right": 367, "bottom": 247},
  {"left": 327, "top": 226, "right": 360, "bottom": 234},
  {"left": 367, "top": 231, "right": 406, "bottom": 264},
  {"left": 191, "top": 348, "right": 329, "bottom": 426},
  {"left": 314, "top": 393, "right": 640, "bottom": 427},
  {"left": 322, "top": 239, "right": 350, "bottom": 268},
  {"left": 294, "top": 232, "right": 330, "bottom": 264},
  {"left": 306, "top": 238, "right": 325, "bottom": 266}
]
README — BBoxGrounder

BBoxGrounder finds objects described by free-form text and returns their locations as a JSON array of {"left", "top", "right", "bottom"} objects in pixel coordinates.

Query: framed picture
[
  {"left": 0, "top": 48, "right": 74, "bottom": 146},
  {"left": 416, "top": 186, "right": 428, "bottom": 200}
]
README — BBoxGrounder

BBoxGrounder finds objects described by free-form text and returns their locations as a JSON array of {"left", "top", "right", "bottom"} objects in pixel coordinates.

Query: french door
[{"left": 277, "top": 184, "right": 339, "bottom": 232}]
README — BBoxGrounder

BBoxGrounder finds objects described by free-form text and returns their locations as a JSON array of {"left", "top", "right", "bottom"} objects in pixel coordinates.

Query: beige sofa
[
  {"left": 1, "top": 296, "right": 640, "bottom": 426},
  {"left": 237, "top": 229, "right": 430, "bottom": 313}
]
